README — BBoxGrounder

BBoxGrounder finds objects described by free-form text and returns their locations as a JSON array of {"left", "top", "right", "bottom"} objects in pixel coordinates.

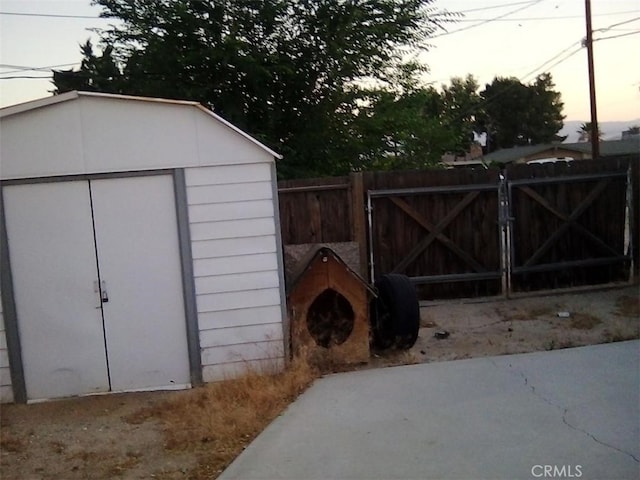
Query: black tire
[
  {"left": 371, "top": 274, "right": 420, "bottom": 350},
  {"left": 370, "top": 295, "right": 395, "bottom": 350}
]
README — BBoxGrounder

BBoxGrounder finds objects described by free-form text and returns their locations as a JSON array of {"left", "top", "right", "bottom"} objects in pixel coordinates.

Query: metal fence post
[{"left": 498, "top": 172, "right": 512, "bottom": 298}]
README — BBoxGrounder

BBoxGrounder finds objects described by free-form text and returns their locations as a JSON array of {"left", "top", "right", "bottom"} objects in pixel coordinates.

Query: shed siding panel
[
  {"left": 195, "top": 271, "right": 280, "bottom": 295},
  {"left": 185, "top": 163, "right": 271, "bottom": 186},
  {"left": 196, "top": 288, "right": 281, "bottom": 313},
  {"left": 0, "top": 287, "right": 13, "bottom": 403},
  {"left": 199, "top": 323, "right": 284, "bottom": 348},
  {"left": 202, "top": 358, "right": 285, "bottom": 383},
  {"left": 189, "top": 218, "right": 276, "bottom": 241},
  {"left": 189, "top": 200, "right": 274, "bottom": 223},
  {"left": 193, "top": 253, "right": 278, "bottom": 277},
  {"left": 0, "top": 386, "right": 13, "bottom": 403},
  {"left": 201, "top": 340, "right": 284, "bottom": 366},
  {"left": 197, "top": 306, "right": 283, "bottom": 331},
  {"left": 187, "top": 181, "right": 273, "bottom": 205},
  {"left": 186, "top": 164, "right": 284, "bottom": 381},
  {"left": 192, "top": 235, "right": 276, "bottom": 260}
]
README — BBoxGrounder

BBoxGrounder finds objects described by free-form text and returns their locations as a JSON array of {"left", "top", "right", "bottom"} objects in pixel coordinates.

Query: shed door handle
[{"left": 101, "top": 280, "right": 109, "bottom": 303}]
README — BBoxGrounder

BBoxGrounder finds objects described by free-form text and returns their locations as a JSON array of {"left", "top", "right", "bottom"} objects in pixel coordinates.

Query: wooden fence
[{"left": 278, "top": 157, "right": 638, "bottom": 299}]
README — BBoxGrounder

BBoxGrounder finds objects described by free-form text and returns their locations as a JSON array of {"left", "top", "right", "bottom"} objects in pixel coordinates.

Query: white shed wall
[
  {"left": 0, "top": 287, "right": 13, "bottom": 403},
  {"left": 185, "top": 163, "right": 285, "bottom": 382}
]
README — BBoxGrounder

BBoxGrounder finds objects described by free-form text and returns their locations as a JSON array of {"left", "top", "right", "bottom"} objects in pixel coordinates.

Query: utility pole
[{"left": 585, "top": 0, "right": 599, "bottom": 159}]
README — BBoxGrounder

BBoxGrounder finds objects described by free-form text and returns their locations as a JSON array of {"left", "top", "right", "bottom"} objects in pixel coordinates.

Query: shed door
[
  {"left": 90, "top": 175, "right": 190, "bottom": 391},
  {"left": 4, "top": 175, "right": 190, "bottom": 401},
  {"left": 3, "top": 182, "right": 110, "bottom": 399}
]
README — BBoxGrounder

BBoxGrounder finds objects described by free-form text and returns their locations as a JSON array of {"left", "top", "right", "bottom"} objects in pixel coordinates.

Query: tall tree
[
  {"left": 477, "top": 74, "right": 564, "bottom": 152},
  {"left": 54, "top": 0, "right": 454, "bottom": 178},
  {"left": 440, "top": 74, "right": 482, "bottom": 155}
]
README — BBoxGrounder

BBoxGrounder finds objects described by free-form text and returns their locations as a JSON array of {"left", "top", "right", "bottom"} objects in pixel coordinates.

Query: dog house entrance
[{"left": 306, "top": 289, "right": 355, "bottom": 348}]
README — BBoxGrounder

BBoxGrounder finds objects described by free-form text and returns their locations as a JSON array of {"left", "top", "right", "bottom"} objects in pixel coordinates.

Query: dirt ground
[{"left": 1, "top": 284, "right": 638, "bottom": 480}]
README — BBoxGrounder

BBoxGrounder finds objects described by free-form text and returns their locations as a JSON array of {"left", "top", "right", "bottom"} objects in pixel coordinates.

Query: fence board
[{"left": 278, "top": 176, "right": 352, "bottom": 244}]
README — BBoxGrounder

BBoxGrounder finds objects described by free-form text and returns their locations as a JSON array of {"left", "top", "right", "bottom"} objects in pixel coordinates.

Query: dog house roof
[{"left": 287, "top": 246, "right": 376, "bottom": 297}]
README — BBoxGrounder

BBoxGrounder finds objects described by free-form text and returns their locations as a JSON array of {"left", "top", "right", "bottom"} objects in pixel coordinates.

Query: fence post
[
  {"left": 350, "top": 171, "right": 368, "bottom": 279},
  {"left": 499, "top": 171, "right": 512, "bottom": 298},
  {"left": 625, "top": 163, "right": 635, "bottom": 283}
]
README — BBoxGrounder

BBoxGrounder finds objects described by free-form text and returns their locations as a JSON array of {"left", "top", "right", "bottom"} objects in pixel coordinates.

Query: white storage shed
[{"left": 0, "top": 91, "right": 288, "bottom": 403}]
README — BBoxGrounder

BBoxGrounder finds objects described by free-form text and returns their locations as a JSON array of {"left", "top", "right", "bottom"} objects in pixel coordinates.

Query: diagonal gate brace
[{"left": 389, "top": 192, "right": 488, "bottom": 274}]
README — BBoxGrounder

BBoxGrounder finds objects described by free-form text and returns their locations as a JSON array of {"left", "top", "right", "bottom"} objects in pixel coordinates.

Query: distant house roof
[
  {"left": 593, "top": 137, "right": 640, "bottom": 157},
  {"left": 481, "top": 144, "right": 582, "bottom": 164},
  {"left": 481, "top": 137, "right": 640, "bottom": 165}
]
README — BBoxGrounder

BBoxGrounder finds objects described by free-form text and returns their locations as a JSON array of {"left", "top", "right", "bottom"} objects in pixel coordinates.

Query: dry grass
[
  {"left": 614, "top": 295, "right": 640, "bottom": 317},
  {"left": 106, "top": 450, "right": 143, "bottom": 477},
  {"left": 545, "top": 338, "right": 576, "bottom": 351},
  {"left": 49, "top": 440, "right": 66, "bottom": 454},
  {"left": 0, "top": 433, "right": 25, "bottom": 453},
  {"left": 569, "top": 312, "right": 602, "bottom": 330},
  {"left": 603, "top": 328, "right": 639, "bottom": 343},
  {"left": 126, "top": 354, "right": 319, "bottom": 479},
  {"left": 503, "top": 305, "right": 554, "bottom": 321}
]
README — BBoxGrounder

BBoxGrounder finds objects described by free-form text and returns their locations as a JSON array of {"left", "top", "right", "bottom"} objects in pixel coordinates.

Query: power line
[
  {"left": 0, "top": 62, "right": 80, "bottom": 75},
  {"left": 437, "top": 38, "right": 585, "bottom": 132},
  {"left": 432, "top": 0, "right": 535, "bottom": 17},
  {"left": 594, "top": 30, "right": 640, "bottom": 42},
  {"left": 455, "top": 1, "right": 537, "bottom": 14},
  {"left": 0, "top": 75, "right": 52, "bottom": 80},
  {"left": 0, "top": 11, "right": 104, "bottom": 19},
  {"left": 431, "top": 0, "right": 544, "bottom": 39},
  {"left": 594, "top": 16, "right": 640, "bottom": 31},
  {"left": 0, "top": 1, "right": 543, "bottom": 20},
  {"left": 478, "top": 47, "right": 581, "bottom": 115},
  {"left": 519, "top": 41, "right": 582, "bottom": 83},
  {"left": 528, "top": 47, "right": 582, "bottom": 78},
  {"left": 451, "top": 11, "right": 640, "bottom": 22}
]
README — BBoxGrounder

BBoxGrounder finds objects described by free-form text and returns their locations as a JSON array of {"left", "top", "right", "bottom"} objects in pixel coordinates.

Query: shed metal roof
[{"left": 0, "top": 91, "right": 282, "bottom": 160}]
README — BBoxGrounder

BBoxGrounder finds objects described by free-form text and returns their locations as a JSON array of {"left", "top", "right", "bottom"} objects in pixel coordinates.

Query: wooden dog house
[{"left": 287, "top": 246, "right": 375, "bottom": 365}]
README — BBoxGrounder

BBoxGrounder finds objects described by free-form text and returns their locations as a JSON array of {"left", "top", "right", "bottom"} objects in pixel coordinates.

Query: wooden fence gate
[
  {"left": 506, "top": 160, "right": 633, "bottom": 293},
  {"left": 366, "top": 181, "right": 503, "bottom": 299},
  {"left": 279, "top": 157, "right": 637, "bottom": 300}
]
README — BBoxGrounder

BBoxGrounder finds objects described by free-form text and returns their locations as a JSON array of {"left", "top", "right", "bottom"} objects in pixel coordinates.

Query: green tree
[
  {"left": 53, "top": 40, "right": 123, "bottom": 93},
  {"left": 577, "top": 121, "right": 602, "bottom": 142},
  {"left": 477, "top": 74, "right": 564, "bottom": 152},
  {"left": 440, "top": 74, "right": 482, "bottom": 155},
  {"left": 348, "top": 85, "right": 457, "bottom": 171},
  {"left": 53, "top": 0, "right": 454, "bottom": 178}
]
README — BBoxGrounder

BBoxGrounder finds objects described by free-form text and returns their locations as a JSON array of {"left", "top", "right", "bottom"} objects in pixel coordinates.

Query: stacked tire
[{"left": 370, "top": 274, "right": 420, "bottom": 350}]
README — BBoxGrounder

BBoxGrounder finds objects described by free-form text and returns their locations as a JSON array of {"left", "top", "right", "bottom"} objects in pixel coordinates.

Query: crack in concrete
[{"left": 502, "top": 361, "right": 640, "bottom": 464}]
